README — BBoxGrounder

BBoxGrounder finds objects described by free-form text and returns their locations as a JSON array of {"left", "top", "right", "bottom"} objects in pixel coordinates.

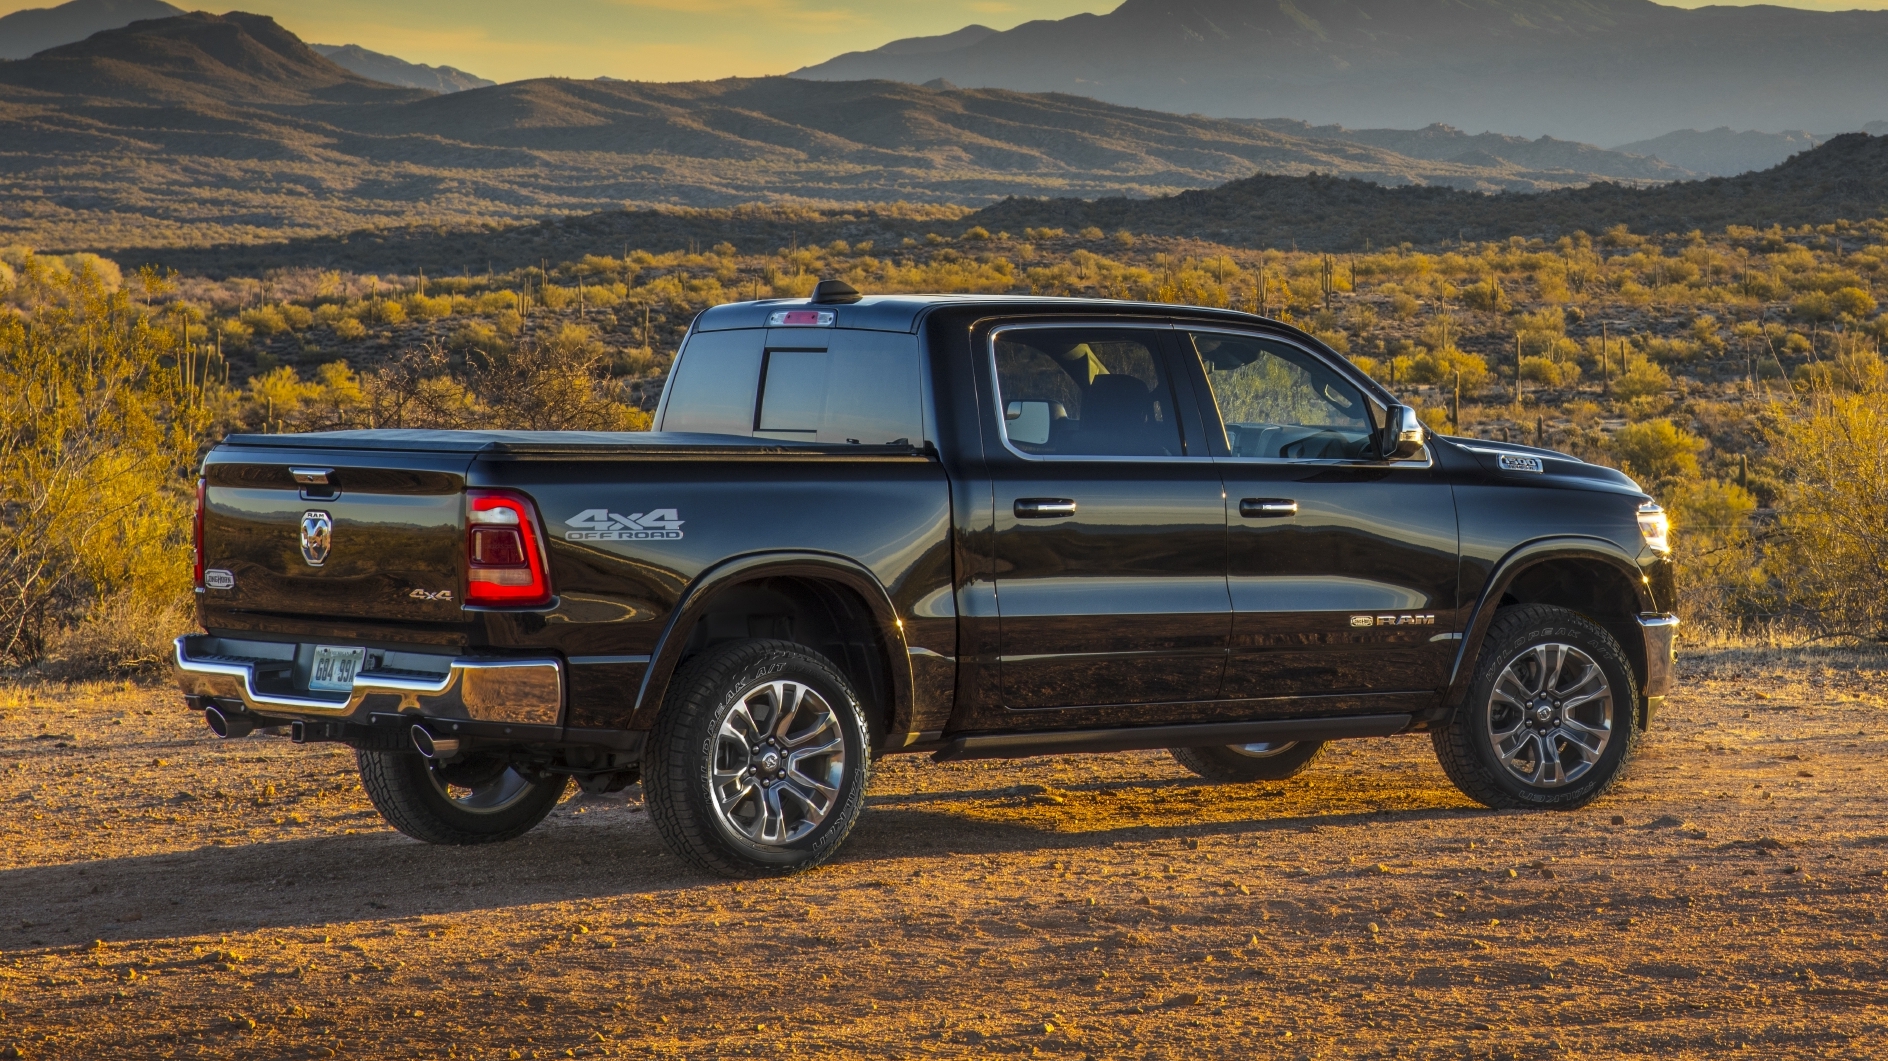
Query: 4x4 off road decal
[{"left": 565, "top": 508, "right": 685, "bottom": 541}]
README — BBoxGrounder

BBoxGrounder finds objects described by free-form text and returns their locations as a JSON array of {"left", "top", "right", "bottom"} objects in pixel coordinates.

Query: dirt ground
[{"left": 1, "top": 645, "right": 1885, "bottom": 1060}]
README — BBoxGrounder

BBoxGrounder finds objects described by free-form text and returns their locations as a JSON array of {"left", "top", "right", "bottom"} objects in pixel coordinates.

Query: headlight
[{"left": 1637, "top": 503, "right": 1671, "bottom": 554}]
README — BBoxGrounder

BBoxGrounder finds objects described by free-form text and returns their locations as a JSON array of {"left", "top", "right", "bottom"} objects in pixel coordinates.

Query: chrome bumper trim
[
  {"left": 173, "top": 636, "right": 563, "bottom": 725},
  {"left": 1636, "top": 613, "right": 1678, "bottom": 698}
]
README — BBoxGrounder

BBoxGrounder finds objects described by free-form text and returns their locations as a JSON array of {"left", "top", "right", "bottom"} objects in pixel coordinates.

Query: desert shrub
[
  {"left": 366, "top": 299, "right": 406, "bottom": 326},
  {"left": 474, "top": 291, "right": 515, "bottom": 315},
  {"left": 216, "top": 318, "right": 253, "bottom": 350},
  {"left": 240, "top": 306, "right": 289, "bottom": 336},
  {"left": 405, "top": 294, "right": 453, "bottom": 320},
  {"left": 1765, "top": 391, "right": 1888, "bottom": 636},
  {"left": 1664, "top": 478, "right": 1761, "bottom": 625},
  {"left": 1831, "top": 287, "right": 1877, "bottom": 319},
  {"left": 1460, "top": 277, "right": 1511, "bottom": 313},
  {"left": 537, "top": 284, "right": 572, "bottom": 310},
  {"left": 1520, "top": 356, "right": 1580, "bottom": 388},
  {"left": 1608, "top": 418, "right": 1703, "bottom": 484},
  {"left": 0, "top": 257, "right": 199, "bottom": 670},
  {"left": 1406, "top": 347, "right": 1489, "bottom": 389},
  {"left": 279, "top": 303, "right": 313, "bottom": 330},
  {"left": 448, "top": 322, "right": 507, "bottom": 356},
  {"left": 1790, "top": 291, "right": 1834, "bottom": 322},
  {"left": 581, "top": 283, "right": 623, "bottom": 309},
  {"left": 1613, "top": 357, "right": 1672, "bottom": 400},
  {"left": 330, "top": 317, "right": 366, "bottom": 341}
]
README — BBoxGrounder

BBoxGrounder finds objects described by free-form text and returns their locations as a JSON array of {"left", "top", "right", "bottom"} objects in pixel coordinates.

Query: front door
[
  {"left": 978, "top": 322, "right": 1230, "bottom": 727},
  {"left": 1179, "top": 329, "right": 1460, "bottom": 711}
]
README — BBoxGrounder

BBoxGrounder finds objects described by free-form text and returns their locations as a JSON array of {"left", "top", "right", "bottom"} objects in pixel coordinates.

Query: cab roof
[{"left": 691, "top": 294, "right": 1277, "bottom": 334}]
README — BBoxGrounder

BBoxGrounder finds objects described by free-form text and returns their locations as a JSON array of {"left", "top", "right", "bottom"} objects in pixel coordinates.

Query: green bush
[{"left": 1608, "top": 418, "right": 1703, "bottom": 484}]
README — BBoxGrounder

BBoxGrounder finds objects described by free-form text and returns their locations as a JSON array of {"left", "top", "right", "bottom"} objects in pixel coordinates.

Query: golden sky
[{"left": 4, "top": 0, "right": 1886, "bottom": 84}]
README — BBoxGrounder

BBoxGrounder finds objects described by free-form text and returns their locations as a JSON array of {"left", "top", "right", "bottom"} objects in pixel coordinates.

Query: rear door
[
  {"left": 975, "top": 321, "right": 1231, "bottom": 727},
  {"left": 1179, "top": 329, "right": 1459, "bottom": 709}
]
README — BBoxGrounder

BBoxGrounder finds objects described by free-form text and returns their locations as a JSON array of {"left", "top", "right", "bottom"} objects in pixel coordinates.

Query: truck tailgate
[{"left": 201, "top": 445, "right": 472, "bottom": 624}]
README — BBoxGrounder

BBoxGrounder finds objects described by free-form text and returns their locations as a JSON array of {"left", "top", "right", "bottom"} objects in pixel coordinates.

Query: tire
[
  {"left": 1432, "top": 604, "right": 1640, "bottom": 810},
  {"left": 356, "top": 748, "right": 569, "bottom": 845},
  {"left": 643, "top": 639, "right": 871, "bottom": 878},
  {"left": 1169, "top": 740, "right": 1326, "bottom": 782}
]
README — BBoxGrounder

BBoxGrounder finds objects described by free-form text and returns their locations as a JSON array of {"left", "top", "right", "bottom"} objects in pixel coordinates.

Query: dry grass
[{"left": 1, "top": 643, "right": 1885, "bottom": 1058}]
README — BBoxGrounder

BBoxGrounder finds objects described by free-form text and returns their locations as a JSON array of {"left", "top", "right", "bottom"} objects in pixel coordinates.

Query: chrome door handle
[
  {"left": 1239, "top": 498, "right": 1298, "bottom": 518},
  {"left": 1014, "top": 498, "right": 1077, "bottom": 519}
]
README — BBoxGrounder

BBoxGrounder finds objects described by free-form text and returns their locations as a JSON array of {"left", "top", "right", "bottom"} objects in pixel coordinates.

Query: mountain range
[
  {"left": 0, "top": 10, "right": 1712, "bottom": 252},
  {"left": 795, "top": 0, "right": 1888, "bottom": 147}
]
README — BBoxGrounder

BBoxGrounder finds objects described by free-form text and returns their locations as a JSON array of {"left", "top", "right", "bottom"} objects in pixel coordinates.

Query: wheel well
[
  {"left": 675, "top": 576, "right": 896, "bottom": 743},
  {"left": 1499, "top": 557, "right": 1649, "bottom": 708}
]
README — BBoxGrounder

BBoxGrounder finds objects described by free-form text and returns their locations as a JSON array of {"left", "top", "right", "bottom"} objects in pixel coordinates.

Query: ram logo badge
[
  {"left": 565, "top": 508, "right": 685, "bottom": 541},
  {"left": 1351, "top": 614, "right": 1436, "bottom": 628},
  {"left": 299, "top": 510, "right": 332, "bottom": 566},
  {"left": 1498, "top": 454, "right": 1545, "bottom": 474}
]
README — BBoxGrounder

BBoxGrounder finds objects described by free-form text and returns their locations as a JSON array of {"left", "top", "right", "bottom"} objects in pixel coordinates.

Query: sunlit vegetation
[{"left": 5, "top": 216, "right": 1887, "bottom": 671}]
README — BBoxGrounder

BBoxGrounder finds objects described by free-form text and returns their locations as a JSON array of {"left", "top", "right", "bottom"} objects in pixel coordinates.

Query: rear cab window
[{"left": 659, "top": 327, "right": 926, "bottom": 445}]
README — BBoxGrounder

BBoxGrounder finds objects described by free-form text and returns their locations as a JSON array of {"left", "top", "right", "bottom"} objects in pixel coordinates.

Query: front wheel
[
  {"left": 1169, "top": 740, "right": 1326, "bottom": 782},
  {"left": 643, "top": 639, "right": 871, "bottom": 878},
  {"left": 357, "top": 749, "right": 569, "bottom": 844},
  {"left": 1432, "top": 604, "right": 1640, "bottom": 810}
]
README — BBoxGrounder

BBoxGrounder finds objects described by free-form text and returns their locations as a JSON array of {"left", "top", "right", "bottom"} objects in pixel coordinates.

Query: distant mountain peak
[
  {"left": 310, "top": 43, "right": 495, "bottom": 93},
  {"left": 1, "top": 11, "right": 430, "bottom": 105},
  {"left": 0, "top": 0, "right": 183, "bottom": 60}
]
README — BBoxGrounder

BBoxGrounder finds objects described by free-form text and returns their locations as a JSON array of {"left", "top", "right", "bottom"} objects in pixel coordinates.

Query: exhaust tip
[
  {"left": 410, "top": 725, "right": 461, "bottom": 760},
  {"left": 204, "top": 705, "right": 255, "bottom": 739}
]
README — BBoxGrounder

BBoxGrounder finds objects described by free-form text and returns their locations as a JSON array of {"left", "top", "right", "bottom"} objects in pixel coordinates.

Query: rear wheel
[
  {"left": 1169, "top": 740, "right": 1326, "bottom": 782},
  {"left": 1432, "top": 604, "right": 1639, "bottom": 810},
  {"left": 357, "top": 748, "right": 569, "bottom": 845},
  {"left": 644, "top": 639, "right": 871, "bottom": 878}
]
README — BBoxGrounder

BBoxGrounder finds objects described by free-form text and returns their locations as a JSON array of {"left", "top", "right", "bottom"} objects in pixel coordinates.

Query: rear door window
[{"left": 992, "top": 327, "right": 1183, "bottom": 457}]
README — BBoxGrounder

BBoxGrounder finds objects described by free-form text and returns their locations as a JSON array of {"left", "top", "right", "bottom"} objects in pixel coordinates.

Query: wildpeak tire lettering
[{"left": 564, "top": 507, "right": 685, "bottom": 540}]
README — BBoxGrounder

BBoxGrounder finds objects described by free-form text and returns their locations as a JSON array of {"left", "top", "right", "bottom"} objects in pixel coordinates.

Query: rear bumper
[
  {"left": 173, "top": 635, "right": 563, "bottom": 726},
  {"left": 1637, "top": 613, "right": 1678, "bottom": 700}
]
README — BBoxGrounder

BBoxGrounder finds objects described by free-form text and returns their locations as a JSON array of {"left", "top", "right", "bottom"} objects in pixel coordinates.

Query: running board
[{"left": 930, "top": 714, "right": 1412, "bottom": 762}]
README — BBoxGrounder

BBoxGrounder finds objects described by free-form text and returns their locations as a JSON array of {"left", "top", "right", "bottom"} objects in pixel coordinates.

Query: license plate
[{"left": 309, "top": 646, "right": 367, "bottom": 693}]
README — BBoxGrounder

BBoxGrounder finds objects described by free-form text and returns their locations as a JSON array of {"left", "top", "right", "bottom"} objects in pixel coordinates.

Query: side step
[{"left": 930, "top": 714, "right": 1411, "bottom": 763}]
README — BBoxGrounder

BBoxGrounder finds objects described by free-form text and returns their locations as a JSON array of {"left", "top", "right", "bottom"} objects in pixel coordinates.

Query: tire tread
[
  {"left": 643, "top": 640, "right": 870, "bottom": 878},
  {"left": 356, "top": 749, "right": 565, "bottom": 845},
  {"left": 1431, "top": 603, "right": 1640, "bottom": 810}
]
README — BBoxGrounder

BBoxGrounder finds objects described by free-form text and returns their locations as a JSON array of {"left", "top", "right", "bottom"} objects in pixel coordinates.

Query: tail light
[
  {"left": 193, "top": 477, "right": 206, "bottom": 588},
  {"left": 465, "top": 489, "right": 553, "bottom": 607}
]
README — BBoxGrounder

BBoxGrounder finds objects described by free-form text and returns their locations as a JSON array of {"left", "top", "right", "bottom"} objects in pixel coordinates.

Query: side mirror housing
[{"left": 1377, "top": 405, "right": 1426, "bottom": 460}]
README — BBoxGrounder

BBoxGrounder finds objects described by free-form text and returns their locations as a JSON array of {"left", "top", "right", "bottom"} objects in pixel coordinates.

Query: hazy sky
[{"left": 5, "top": 0, "right": 1888, "bottom": 83}]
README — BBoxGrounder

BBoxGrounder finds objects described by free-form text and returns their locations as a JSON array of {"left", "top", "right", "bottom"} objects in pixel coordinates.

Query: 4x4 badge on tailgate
[{"left": 565, "top": 508, "right": 685, "bottom": 541}]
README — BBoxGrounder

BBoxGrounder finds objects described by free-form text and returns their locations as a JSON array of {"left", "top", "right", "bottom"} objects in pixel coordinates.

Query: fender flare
[
  {"left": 1443, "top": 536, "right": 1656, "bottom": 710},
  {"left": 627, "top": 551, "right": 914, "bottom": 741}
]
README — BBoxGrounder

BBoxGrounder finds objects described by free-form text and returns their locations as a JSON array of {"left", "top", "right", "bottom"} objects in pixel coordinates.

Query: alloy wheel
[
  {"left": 710, "top": 680, "right": 847, "bottom": 847},
  {"left": 425, "top": 754, "right": 540, "bottom": 814},
  {"left": 1485, "top": 642, "right": 1614, "bottom": 788}
]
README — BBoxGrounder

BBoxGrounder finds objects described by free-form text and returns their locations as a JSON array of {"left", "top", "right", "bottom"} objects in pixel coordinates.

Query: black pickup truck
[{"left": 176, "top": 285, "right": 1677, "bottom": 877}]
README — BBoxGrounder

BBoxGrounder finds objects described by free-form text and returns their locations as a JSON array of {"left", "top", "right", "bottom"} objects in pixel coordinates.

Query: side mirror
[
  {"left": 1377, "top": 405, "right": 1426, "bottom": 460},
  {"left": 1005, "top": 400, "right": 1053, "bottom": 445}
]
